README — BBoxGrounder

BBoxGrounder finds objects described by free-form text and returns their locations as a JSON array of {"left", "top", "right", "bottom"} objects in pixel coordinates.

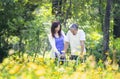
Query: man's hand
[
  {"left": 64, "top": 42, "right": 69, "bottom": 53},
  {"left": 79, "top": 53, "right": 84, "bottom": 59},
  {"left": 80, "top": 41, "right": 85, "bottom": 56}
]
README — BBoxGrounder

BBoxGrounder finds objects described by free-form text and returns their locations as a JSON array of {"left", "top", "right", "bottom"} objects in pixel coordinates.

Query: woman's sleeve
[{"left": 48, "top": 34, "right": 60, "bottom": 54}]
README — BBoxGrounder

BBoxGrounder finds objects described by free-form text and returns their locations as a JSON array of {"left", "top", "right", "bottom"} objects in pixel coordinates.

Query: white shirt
[
  {"left": 65, "top": 29, "right": 86, "bottom": 55},
  {"left": 48, "top": 31, "right": 66, "bottom": 59}
]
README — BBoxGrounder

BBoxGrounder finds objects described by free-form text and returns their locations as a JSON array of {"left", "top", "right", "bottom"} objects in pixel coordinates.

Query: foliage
[
  {"left": 0, "top": 0, "right": 120, "bottom": 70},
  {"left": 0, "top": 0, "right": 120, "bottom": 78},
  {"left": 0, "top": 0, "right": 50, "bottom": 62},
  {"left": 0, "top": 0, "right": 40, "bottom": 62}
]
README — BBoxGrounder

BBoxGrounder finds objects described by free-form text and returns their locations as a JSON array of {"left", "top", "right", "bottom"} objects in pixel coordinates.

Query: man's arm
[
  {"left": 80, "top": 40, "right": 85, "bottom": 55},
  {"left": 64, "top": 42, "right": 69, "bottom": 53},
  {"left": 79, "top": 30, "right": 85, "bottom": 57},
  {"left": 63, "top": 31, "right": 70, "bottom": 53}
]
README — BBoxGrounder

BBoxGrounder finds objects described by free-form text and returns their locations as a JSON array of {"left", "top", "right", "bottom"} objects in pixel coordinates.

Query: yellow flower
[
  {"left": 2, "top": 58, "right": 9, "bottom": 65},
  {"left": 115, "top": 73, "right": 120, "bottom": 79},
  {"left": 37, "top": 57, "right": 44, "bottom": 62},
  {"left": 35, "top": 69, "right": 45, "bottom": 76},
  {"left": 27, "top": 62, "right": 38, "bottom": 70},
  {"left": 21, "top": 73, "right": 27, "bottom": 79},
  {"left": 9, "top": 65, "right": 21, "bottom": 74},
  {"left": 53, "top": 71, "right": 59, "bottom": 75},
  {"left": 66, "top": 67, "right": 71, "bottom": 70},
  {"left": 107, "top": 65, "right": 112, "bottom": 71},
  {"left": 50, "top": 59, "right": 55, "bottom": 64},
  {"left": 112, "top": 64, "right": 119, "bottom": 71},
  {"left": 97, "top": 67, "right": 102, "bottom": 71},
  {"left": 60, "top": 61, "right": 62, "bottom": 65}
]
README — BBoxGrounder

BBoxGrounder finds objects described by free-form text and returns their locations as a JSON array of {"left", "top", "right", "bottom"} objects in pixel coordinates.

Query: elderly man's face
[{"left": 70, "top": 28, "right": 78, "bottom": 35}]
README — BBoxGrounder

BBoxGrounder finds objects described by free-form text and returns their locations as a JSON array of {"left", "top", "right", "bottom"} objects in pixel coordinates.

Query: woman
[{"left": 48, "top": 21, "right": 66, "bottom": 59}]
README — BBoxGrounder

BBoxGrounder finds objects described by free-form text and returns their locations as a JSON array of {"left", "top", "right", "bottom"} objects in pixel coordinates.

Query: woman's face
[{"left": 55, "top": 25, "right": 60, "bottom": 33}]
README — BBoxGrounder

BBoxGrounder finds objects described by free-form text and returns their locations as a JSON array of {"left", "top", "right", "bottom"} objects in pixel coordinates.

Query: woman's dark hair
[{"left": 51, "top": 21, "right": 61, "bottom": 38}]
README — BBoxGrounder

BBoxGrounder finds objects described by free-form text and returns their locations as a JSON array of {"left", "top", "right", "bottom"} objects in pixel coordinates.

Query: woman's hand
[{"left": 60, "top": 53, "right": 65, "bottom": 58}]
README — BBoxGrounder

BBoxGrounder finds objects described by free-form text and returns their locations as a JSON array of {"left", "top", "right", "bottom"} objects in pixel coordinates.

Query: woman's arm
[{"left": 48, "top": 34, "right": 60, "bottom": 55}]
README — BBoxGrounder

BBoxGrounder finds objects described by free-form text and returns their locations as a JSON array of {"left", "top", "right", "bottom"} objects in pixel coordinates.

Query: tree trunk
[{"left": 103, "top": 0, "right": 112, "bottom": 61}]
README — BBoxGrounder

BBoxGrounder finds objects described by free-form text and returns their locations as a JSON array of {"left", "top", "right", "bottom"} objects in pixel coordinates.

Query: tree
[
  {"left": 0, "top": 0, "right": 39, "bottom": 62},
  {"left": 113, "top": 0, "right": 120, "bottom": 38},
  {"left": 52, "top": 0, "right": 72, "bottom": 25},
  {"left": 103, "top": 0, "right": 112, "bottom": 60},
  {"left": 113, "top": 0, "right": 120, "bottom": 64}
]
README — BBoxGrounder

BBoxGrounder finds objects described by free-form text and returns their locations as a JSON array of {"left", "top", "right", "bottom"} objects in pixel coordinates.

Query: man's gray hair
[{"left": 69, "top": 23, "right": 78, "bottom": 29}]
